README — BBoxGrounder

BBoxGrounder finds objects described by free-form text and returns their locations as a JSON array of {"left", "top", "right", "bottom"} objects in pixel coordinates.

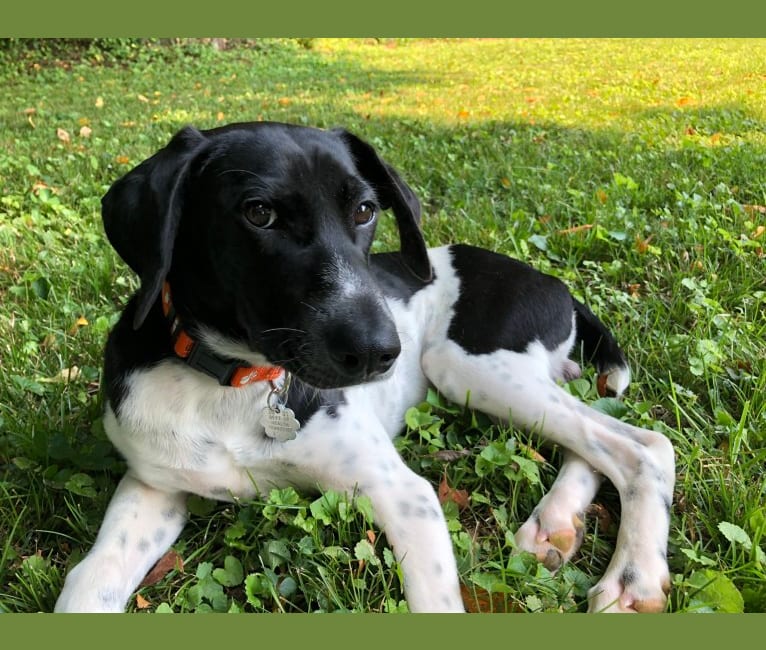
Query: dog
[{"left": 54, "top": 121, "right": 674, "bottom": 613}]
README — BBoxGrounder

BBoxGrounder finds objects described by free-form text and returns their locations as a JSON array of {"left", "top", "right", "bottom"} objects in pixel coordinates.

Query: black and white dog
[{"left": 55, "top": 122, "right": 674, "bottom": 613}]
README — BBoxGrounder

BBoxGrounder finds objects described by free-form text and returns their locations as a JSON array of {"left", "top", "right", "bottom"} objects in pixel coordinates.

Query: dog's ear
[
  {"left": 102, "top": 126, "right": 207, "bottom": 329},
  {"left": 335, "top": 130, "right": 432, "bottom": 281}
]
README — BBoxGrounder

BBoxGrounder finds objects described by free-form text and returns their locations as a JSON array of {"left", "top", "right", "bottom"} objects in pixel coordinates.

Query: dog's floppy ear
[
  {"left": 336, "top": 130, "right": 432, "bottom": 281},
  {"left": 102, "top": 126, "right": 207, "bottom": 329}
]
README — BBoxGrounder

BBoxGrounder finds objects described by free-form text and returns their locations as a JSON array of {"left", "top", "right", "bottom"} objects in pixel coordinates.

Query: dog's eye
[
  {"left": 353, "top": 202, "right": 376, "bottom": 227},
  {"left": 244, "top": 202, "right": 277, "bottom": 229}
]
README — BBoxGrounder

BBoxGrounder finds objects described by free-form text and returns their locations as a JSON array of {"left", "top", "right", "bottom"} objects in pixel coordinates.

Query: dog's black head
[{"left": 102, "top": 122, "right": 432, "bottom": 388}]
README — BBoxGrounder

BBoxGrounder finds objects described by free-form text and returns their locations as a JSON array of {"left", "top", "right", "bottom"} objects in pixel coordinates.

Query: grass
[{"left": 1, "top": 37, "right": 765, "bottom": 613}]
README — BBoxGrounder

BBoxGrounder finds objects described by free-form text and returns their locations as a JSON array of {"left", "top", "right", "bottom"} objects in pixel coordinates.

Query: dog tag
[{"left": 261, "top": 405, "right": 300, "bottom": 442}]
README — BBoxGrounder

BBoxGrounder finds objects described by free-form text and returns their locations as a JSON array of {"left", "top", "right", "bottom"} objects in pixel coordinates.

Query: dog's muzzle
[{"left": 324, "top": 318, "right": 401, "bottom": 383}]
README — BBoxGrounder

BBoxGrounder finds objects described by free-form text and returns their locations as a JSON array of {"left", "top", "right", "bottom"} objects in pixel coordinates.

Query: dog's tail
[{"left": 573, "top": 298, "right": 631, "bottom": 396}]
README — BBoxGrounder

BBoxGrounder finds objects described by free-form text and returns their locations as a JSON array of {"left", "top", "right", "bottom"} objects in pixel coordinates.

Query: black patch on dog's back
[{"left": 446, "top": 244, "right": 574, "bottom": 355}]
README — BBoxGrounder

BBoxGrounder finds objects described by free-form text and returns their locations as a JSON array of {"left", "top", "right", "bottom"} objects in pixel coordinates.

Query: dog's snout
[{"left": 326, "top": 321, "right": 401, "bottom": 382}]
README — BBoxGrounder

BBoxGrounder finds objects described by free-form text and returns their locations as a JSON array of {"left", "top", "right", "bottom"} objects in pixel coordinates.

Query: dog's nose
[{"left": 326, "top": 324, "right": 401, "bottom": 382}]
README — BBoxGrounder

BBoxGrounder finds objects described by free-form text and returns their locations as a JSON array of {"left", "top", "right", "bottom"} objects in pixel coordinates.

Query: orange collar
[{"left": 161, "top": 281, "right": 283, "bottom": 387}]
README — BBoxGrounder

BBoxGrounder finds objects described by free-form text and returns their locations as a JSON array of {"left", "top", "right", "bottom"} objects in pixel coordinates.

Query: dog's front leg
[
  {"left": 55, "top": 473, "right": 187, "bottom": 612},
  {"left": 291, "top": 421, "right": 465, "bottom": 613}
]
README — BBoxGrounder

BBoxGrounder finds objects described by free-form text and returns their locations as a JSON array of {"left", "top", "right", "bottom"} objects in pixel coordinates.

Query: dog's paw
[
  {"left": 587, "top": 561, "right": 670, "bottom": 613},
  {"left": 514, "top": 510, "right": 585, "bottom": 572},
  {"left": 554, "top": 359, "right": 582, "bottom": 384}
]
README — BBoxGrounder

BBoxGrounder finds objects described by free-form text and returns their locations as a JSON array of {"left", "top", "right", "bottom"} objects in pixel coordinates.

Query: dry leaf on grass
[
  {"left": 138, "top": 549, "right": 184, "bottom": 588},
  {"left": 438, "top": 473, "right": 470, "bottom": 510},
  {"left": 135, "top": 593, "right": 151, "bottom": 609}
]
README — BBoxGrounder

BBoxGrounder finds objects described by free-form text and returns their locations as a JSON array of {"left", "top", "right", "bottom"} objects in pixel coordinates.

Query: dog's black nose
[{"left": 326, "top": 323, "right": 401, "bottom": 382}]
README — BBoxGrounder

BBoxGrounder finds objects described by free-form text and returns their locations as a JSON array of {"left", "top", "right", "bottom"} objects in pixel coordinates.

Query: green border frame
[
  {"left": 2, "top": 1, "right": 765, "bottom": 647},
  {"left": 3, "top": 0, "right": 766, "bottom": 36},
  {"left": 3, "top": 610, "right": 763, "bottom": 647}
]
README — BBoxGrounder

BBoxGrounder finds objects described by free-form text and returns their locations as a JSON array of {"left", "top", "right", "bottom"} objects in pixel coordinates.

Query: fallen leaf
[
  {"left": 68, "top": 315, "right": 89, "bottom": 335},
  {"left": 457, "top": 109, "right": 470, "bottom": 119},
  {"left": 139, "top": 549, "right": 184, "bottom": 588},
  {"left": 216, "top": 111, "right": 225, "bottom": 122},
  {"left": 40, "top": 333, "right": 58, "bottom": 351},
  {"left": 557, "top": 223, "right": 593, "bottom": 236},
  {"left": 634, "top": 234, "right": 654, "bottom": 254},
  {"left": 586, "top": 502, "right": 612, "bottom": 531},
  {"left": 137, "top": 94, "right": 149, "bottom": 103},
  {"left": 710, "top": 132, "right": 722, "bottom": 144},
  {"left": 135, "top": 593, "right": 151, "bottom": 609},
  {"left": 438, "top": 473, "right": 470, "bottom": 510},
  {"left": 23, "top": 107, "right": 36, "bottom": 115},
  {"left": 460, "top": 583, "right": 518, "bottom": 613},
  {"left": 116, "top": 155, "right": 130, "bottom": 165},
  {"left": 627, "top": 283, "right": 642, "bottom": 298},
  {"left": 366, "top": 530, "right": 376, "bottom": 544},
  {"left": 676, "top": 96, "right": 693, "bottom": 107},
  {"left": 595, "top": 189, "right": 608, "bottom": 204},
  {"left": 517, "top": 443, "right": 546, "bottom": 464},
  {"left": 79, "top": 126, "right": 92, "bottom": 138},
  {"left": 56, "top": 128, "right": 71, "bottom": 144},
  {"left": 40, "top": 366, "right": 81, "bottom": 384},
  {"left": 500, "top": 177, "right": 511, "bottom": 188},
  {"left": 95, "top": 96, "right": 104, "bottom": 108},
  {"left": 685, "top": 126, "right": 697, "bottom": 135},
  {"left": 743, "top": 204, "right": 766, "bottom": 215},
  {"left": 753, "top": 225, "right": 765, "bottom": 239},
  {"left": 278, "top": 97, "right": 291, "bottom": 106}
]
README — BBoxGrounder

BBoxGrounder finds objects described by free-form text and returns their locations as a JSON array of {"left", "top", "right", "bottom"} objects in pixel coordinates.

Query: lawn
[{"left": 0, "top": 37, "right": 764, "bottom": 613}]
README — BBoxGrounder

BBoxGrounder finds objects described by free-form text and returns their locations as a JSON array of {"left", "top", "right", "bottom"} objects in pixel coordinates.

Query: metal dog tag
[
  {"left": 261, "top": 373, "right": 300, "bottom": 442},
  {"left": 261, "top": 405, "right": 300, "bottom": 442}
]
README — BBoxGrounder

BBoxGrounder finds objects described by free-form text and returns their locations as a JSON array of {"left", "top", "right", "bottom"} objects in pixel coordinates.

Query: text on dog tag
[{"left": 261, "top": 406, "right": 300, "bottom": 442}]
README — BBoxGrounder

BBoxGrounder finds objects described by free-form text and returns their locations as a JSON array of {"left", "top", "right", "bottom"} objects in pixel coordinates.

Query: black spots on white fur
[
  {"left": 620, "top": 563, "right": 639, "bottom": 587},
  {"left": 137, "top": 538, "right": 151, "bottom": 553},
  {"left": 162, "top": 507, "right": 179, "bottom": 521},
  {"left": 342, "top": 453, "right": 359, "bottom": 468},
  {"left": 153, "top": 527, "right": 166, "bottom": 545},
  {"left": 624, "top": 483, "right": 638, "bottom": 502},
  {"left": 118, "top": 530, "right": 128, "bottom": 549},
  {"left": 434, "top": 562, "right": 443, "bottom": 576},
  {"left": 98, "top": 589, "right": 122, "bottom": 609},
  {"left": 399, "top": 500, "right": 440, "bottom": 520}
]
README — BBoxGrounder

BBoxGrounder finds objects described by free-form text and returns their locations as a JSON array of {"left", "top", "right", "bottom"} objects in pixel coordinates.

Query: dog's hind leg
[
  {"left": 513, "top": 451, "right": 602, "bottom": 571},
  {"left": 422, "top": 340, "right": 674, "bottom": 613},
  {"left": 55, "top": 473, "right": 186, "bottom": 612}
]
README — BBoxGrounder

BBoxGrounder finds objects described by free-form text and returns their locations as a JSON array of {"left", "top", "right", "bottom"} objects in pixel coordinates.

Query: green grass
[{"left": 1, "top": 37, "right": 765, "bottom": 613}]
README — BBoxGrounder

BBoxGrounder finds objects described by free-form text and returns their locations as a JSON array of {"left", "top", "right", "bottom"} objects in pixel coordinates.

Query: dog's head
[{"left": 102, "top": 122, "right": 432, "bottom": 388}]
